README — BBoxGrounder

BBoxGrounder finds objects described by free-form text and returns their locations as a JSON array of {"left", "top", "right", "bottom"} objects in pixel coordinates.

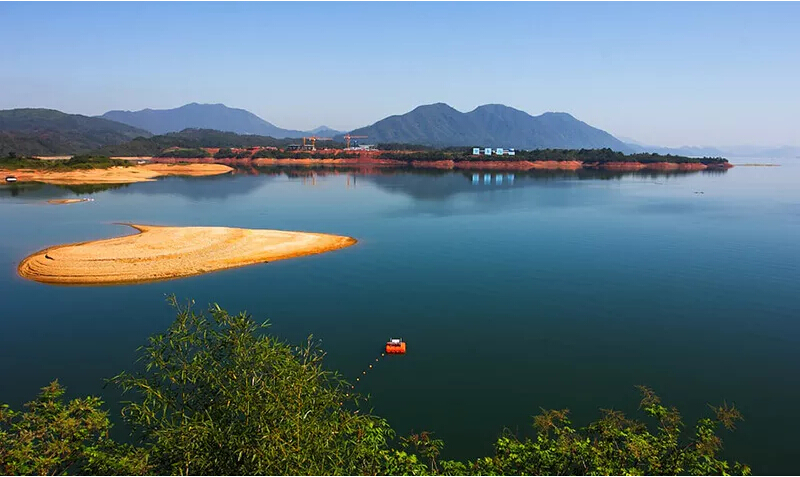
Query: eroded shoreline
[{"left": 18, "top": 224, "right": 357, "bottom": 285}]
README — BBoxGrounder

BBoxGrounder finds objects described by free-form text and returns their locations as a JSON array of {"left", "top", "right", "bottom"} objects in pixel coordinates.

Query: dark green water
[{"left": 1, "top": 162, "right": 798, "bottom": 474}]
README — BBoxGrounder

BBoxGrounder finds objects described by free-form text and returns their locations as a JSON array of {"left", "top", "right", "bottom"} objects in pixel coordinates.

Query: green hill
[
  {"left": 0, "top": 108, "right": 152, "bottom": 156},
  {"left": 343, "top": 103, "right": 633, "bottom": 151}
]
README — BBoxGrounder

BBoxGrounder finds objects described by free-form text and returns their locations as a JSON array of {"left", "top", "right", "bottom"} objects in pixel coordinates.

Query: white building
[{"left": 474, "top": 147, "right": 515, "bottom": 156}]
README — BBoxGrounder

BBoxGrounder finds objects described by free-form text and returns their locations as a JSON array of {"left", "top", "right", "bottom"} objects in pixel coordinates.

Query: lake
[{"left": 1, "top": 161, "right": 798, "bottom": 474}]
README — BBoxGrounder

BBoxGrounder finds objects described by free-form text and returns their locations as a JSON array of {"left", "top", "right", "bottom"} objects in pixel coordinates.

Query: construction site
[{"left": 285, "top": 134, "right": 373, "bottom": 152}]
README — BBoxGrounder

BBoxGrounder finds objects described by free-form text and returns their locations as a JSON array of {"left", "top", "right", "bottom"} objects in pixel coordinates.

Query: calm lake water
[{"left": 1, "top": 160, "right": 798, "bottom": 474}]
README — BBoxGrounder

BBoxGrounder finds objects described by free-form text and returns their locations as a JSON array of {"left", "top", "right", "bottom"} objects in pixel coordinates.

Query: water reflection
[{"left": 0, "top": 166, "right": 729, "bottom": 204}]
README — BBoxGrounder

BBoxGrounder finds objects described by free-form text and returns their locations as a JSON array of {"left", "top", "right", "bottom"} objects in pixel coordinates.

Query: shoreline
[
  {"left": 147, "top": 157, "right": 733, "bottom": 172},
  {"left": 1, "top": 163, "right": 233, "bottom": 184},
  {"left": 18, "top": 224, "right": 357, "bottom": 285}
]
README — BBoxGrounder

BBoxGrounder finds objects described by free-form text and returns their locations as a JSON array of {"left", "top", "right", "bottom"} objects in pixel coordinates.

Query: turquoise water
[{"left": 1, "top": 162, "right": 799, "bottom": 473}]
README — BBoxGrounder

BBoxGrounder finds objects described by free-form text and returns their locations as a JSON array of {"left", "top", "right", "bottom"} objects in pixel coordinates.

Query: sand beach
[{"left": 18, "top": 224, "right": 357, "bottom": 285}]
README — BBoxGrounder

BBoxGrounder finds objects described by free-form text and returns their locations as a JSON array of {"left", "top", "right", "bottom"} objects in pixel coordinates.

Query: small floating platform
[{"left": 386, "top": 338, "right": 406, "bottom": 354}]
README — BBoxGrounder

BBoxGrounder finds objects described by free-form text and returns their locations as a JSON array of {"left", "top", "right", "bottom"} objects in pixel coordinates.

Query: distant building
[
  {"left": 286, "top": 144, "right": 302, "bottom": 151},
  {"left": 474, "top": 147, "right": 515, "bottom": 156}
]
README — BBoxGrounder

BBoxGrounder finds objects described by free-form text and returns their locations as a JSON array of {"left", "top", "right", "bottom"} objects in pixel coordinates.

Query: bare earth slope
[{"left": 18, "top": 225, "right": 357, "bottom": 285}]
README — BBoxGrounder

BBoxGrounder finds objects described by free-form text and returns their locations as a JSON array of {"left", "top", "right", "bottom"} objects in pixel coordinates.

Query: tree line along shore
[{"left": 2, "top": 145, "right": 731, "bottom": 179}]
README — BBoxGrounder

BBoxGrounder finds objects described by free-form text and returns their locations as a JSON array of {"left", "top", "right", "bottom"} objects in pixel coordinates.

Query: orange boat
[{"left": 385, "top": 338, "right": 406, "bottom": 354}]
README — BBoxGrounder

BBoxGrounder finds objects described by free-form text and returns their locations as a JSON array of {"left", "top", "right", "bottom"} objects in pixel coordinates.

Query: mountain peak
[
  {"left": 411, "top": 103, "right": 459, "bottom": 113},
  {"left": 471, "top": 103, "right": 520, "bottom": 112},
  {"left": 100, "top": 103, "right": 306, "bottom": 138},
  {"left": 540, "top": 111, "right": 577, "bottom": 119},
  {"left": 348, "top": 103, "right": 630, "bottom": 151}
]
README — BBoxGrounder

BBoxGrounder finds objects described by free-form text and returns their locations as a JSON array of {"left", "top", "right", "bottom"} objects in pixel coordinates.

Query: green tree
[
  {"left": 461, "top": 386, "right": 750, "bottom": 476},
  {"left": 0, "top": 381, "right": 143, "bottom": 475},
  {"left": 109, "top": 297, "right": 402, "bottom": 475}
]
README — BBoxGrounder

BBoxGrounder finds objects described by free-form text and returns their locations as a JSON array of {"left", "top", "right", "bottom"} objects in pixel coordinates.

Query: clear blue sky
[{"left": 1, "top": 2, "right": 798, "bottom": 147}]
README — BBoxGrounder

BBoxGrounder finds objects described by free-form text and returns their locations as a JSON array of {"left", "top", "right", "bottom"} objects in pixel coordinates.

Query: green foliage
[
  {"left": 155, "top": 148, "right": 210, "bottom": 158},
  {"left": 213, "top": 148, "right": 251, "bottom": 159},
  {"left": 0, "top": 300, "right": 751, "bottom": 476},
  {"left": 109, "top": 297, "right": 397, "bottom": 475},
  {"left": 0, "top": 153, "right": 127, "bottom": 171},
  {"left": 62, "top": 155, "right": 129, "bottom": 169},
  {"left": 465, "top": 386, "right": 750, "bottom": 476},
  {"left": 0, "top": 108, "right": 151, "bottom": 156},
  {"left": 0, "top": 381, "right": 114, "bottom": 475}
]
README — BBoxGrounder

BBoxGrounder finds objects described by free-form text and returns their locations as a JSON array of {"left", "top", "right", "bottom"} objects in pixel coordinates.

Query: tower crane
[
  {"left": 343, "top": 134, "right": 368, "bottom": 149},
  {"left": 301, "top": 136, "right": 333, "bottom": 150}
]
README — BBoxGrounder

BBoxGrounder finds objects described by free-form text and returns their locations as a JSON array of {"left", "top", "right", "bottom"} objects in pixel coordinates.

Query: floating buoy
[{"left": 385, "top": 337, "right": 406, "bottom": 355}]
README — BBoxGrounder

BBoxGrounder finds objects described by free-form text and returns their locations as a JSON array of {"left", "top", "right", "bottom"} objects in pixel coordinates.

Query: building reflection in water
[{"left": 472, "top": 173, "right": 515, "bottom": 186}]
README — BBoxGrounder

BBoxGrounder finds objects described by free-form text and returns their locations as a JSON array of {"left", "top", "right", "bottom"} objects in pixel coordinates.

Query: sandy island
[
  {"left": 18, "top": 225, "right": 357, "bottom": 285},
  {"left": 47, "top": 198, "right": 91, "bottom": 205},
  {"left": 1, "top": 163, "right": 233, "bottom": 185}
]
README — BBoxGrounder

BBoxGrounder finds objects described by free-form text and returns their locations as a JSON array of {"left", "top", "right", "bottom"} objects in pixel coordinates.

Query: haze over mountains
[
  {"left": 618, "top": 137, "right": 800, "bottom": 158},
  {"left": 101, "top": 103, "right": 341, "bottom": 138}
]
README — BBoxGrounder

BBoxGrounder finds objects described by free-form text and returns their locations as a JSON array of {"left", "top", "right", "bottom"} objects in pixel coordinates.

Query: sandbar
[
  {"left": 47, "top": 198, "right": 91, "bottom": 205},
  {"left": 0, "top": 164, "right": 233, "bottom": 185},
  {"left": 18, "top": 224, "right": 357, "bottom": 285}
]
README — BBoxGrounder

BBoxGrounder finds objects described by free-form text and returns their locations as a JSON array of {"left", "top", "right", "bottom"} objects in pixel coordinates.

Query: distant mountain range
[
  {"left": 344, "top": 103, "right": 632, "bottom": 151},
  {"left": 2, "top": 103, "right": 797, "bottom": 158},
  {"left": 619, "top": 137, "right": 800, "bottom": 159},
  {"left": 101, "top": 103, "right": 341, "bottom": 139},
  {"left": 0, "top": 108, "right": 151, "bottom": 156}
]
